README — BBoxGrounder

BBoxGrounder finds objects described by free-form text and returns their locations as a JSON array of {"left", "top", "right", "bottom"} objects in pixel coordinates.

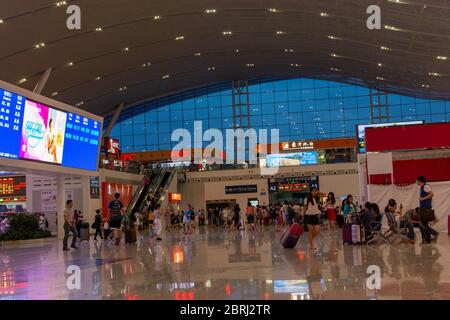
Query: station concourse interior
[{"left": 0, "top": 0, "right": 450, "bottom": 300}]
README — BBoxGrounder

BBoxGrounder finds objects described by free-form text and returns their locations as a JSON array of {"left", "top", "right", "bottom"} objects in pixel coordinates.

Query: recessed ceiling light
[
  {"left": 437, "top": 56, "right": 447, "bottom": 60},
  {"left": 118, "top": 86, "right": 127, "bottom": 92},
  {"left": 35, "top": 43, "right": 45, "bottom": 48},
  {"left": 328, "top": 35, "right": 339, "bottom": 40},
  {"left": 378, "top": 63, "right": 383, "bottom": 67},
  {"left": 421, "top": 84, "right": 430, "bottom": 88},
  {"left": 222, "top": 31, "right": 232, "bottom": 35},
  {"left": 95, "top": 27, "right": 102, "bottom": 32},
  {"left": 276, "top": 31, "right": 285, "bottom": 35},
  {"left": 246, "top": 63, "right": 254, "bottom": 67},
  {"left": 376, "top": 76, "right": 385, "bottom": 81},
  {"left": 205, "top": 9, "right": 216, "bottom": 14},
  {"left": 162, "top": 74, "right": 170, "bottom": 79},
  {"left": 208, "top": 66, "right": 216, "bottom": 71},
  {"left": 268, "top": 8, "right": 279, "bottom": 13},
  {"left": 194, "top": 52, "right": 201, "bottom": 56},
  {"left": 320, "top": 12, "right": 329, "bottom": 17},
  {"left": 428, "top": 72, "right": 440, "bottom": 76},
  {"left": 56, "top": 1, "right": 67, "bottom": 7},
  {"left": 235, "top": 49, "right": 240, "bottom": 53},
  {"left": 384, "top": 25, "right": 400, "bottom": 31},
  {"left": 154, "top": 15, "right": 161, "bottom": 20},
  {"left": 330, "top": 67, "right": 340, "bottom": 71},
  {"left": 76, "top": 101, "right": 84, "bottom": 107},
  {"left": 175, "top": 36, "right": 184, "bottom": 40},
  {"left": 380, "top": 46, "right": 390, "bottom": 51},
  {"left": 18, "top": 78, "right": 27, "bottom": 84},
  {"left": 0, "top": 19, "right": 4, "bottom": 24},
  {"left": 330, "top": 53, "right": 338, "bottom": 57},
  {"left": 51, "top": 92, "right": 58, "bottom": 96},
  {"left": 290, "top": 64, "right": 301, "bottom": 67},
  {"left": 67, "top": 62, "right": 74, "bottom": 66},
  {"left": 284, "top": 49, "right": 294, "bottom": 53},
  {"left": 95, "top": 76, "right": 102, "bottom": 80},
  {"left": 124, "top": 47, "right": 129, "bottom": 52}
]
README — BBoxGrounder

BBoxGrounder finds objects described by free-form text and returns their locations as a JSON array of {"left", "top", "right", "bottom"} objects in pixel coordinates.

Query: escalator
[{"left": 126, "top": 172, "right": 157, "bottom": 216}]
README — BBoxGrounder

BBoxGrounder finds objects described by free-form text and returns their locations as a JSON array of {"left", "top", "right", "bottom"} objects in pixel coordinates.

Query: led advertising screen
[
  {"left": 0, "top": 85, "right": 102, "bottom": 171},
  {"left": 357, "top": 121, "right": 423, "bottom": 153},
  {"left": 20, "top": 100, "right": 67, "bottom": 164},
  {"left": 263, "top": 151, "right": 318, "bottom": 167}
]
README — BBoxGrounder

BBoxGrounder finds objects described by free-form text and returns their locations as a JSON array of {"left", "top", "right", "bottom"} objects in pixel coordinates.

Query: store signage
[
  {"left": 120, "top": 153, "right": 136, "bottom": 162},
  {"left": 225, "top": 185, "right": 257, "bottom": 194},
  {"left": 89, "top": 176, "right": 100, "bottom": 199},
  {"left": 282, "top": 141, "right": 314, "bottom": 151},
  {"left": 105, "top": 137, "right": 119, "bottom": 155}
]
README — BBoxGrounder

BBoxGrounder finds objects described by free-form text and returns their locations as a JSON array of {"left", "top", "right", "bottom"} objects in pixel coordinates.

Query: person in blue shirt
[
  {"left": 416, "top": 176, "right": 438, "bottom": 244},
  {"left": 183, "top": 204, "right": 194, "bottom": 235}
]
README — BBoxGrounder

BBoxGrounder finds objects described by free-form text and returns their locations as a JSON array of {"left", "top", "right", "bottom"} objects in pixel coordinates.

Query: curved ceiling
[{"left": 0, "top": 0, "right": 449, "bottom": 116}]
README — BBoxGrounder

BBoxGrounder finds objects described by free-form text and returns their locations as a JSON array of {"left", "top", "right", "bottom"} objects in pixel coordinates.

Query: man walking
[
  {"left": 63, "top": 199, "right": 78, "bottom": 251},
  {"left": 416, "top": 176, "right": 439, "bottom": 244}
]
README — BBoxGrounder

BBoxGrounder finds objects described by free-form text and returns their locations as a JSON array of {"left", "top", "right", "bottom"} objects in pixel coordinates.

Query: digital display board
[
  {"left": 269, "top": 176, "right": 319, "bottom": 193},
  {"left": 0, "top": 88, "right": 25, "bottom": 159},
  {"left": 0, "top": 176, "right": 26, "bottom": 197},
  {"left": 63, "top": 113, "right": 101, "bottom": 171},
  {"left": 263, "top": 152, "right": 318, "bottom": 167},
  {"left": 357, "top": 121, "right": 423, "bottom": 153},
  {"left": 0, "top": 86, "right": 101, "bottom": 171}
]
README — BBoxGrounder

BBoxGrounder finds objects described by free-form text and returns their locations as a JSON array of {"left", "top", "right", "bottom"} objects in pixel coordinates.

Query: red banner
[{"left": 365, "top": 123, "right": 450, "bottom": 152}]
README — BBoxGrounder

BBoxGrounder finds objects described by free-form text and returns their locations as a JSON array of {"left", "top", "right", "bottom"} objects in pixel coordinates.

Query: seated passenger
[
  {"left": 400, "top": 207, "right": 420, "bottom": 244},
  {"left": 360, "top": 202, "right": 378, "bottom": 239}
]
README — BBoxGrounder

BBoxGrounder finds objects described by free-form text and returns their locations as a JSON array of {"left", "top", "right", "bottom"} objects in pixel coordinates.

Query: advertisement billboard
[{"left": 0, "top": 85, "right": 102, "bottom": 171}]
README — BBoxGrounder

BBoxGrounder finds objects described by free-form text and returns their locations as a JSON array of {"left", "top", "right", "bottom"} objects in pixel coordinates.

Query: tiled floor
[{"left": 1, "top": 226, "right": 449, "bottom": 300}]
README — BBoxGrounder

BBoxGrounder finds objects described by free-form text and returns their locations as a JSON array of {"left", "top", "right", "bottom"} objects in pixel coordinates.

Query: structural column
[
  {"left": 56, "top": 175, "right": 66, "bottom": 240},
  {"left": 33, "top": 67, "right": 53, "bottom": 94},
  {"left": 103, "top": 102, "right": 125, "bottom": 138}
]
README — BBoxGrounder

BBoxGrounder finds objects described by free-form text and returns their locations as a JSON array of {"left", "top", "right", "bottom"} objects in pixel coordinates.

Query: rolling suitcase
[
  {"left": 351, "top": 224, "right": 362, "bottom": 245},
  {"left": 343, "top": 224, "right": 352, "bottom": 244},
  {"left": 336, "top": 214, "right": 345, "bottom": 228},
  {"left": 281, "top": 223, "right": 304, "bottom": 249},
  {"left": 125, "top": 226, "right": 137, "bottom": 244},
  {"left": 80, "top": 227, "right": 89, "bottom": 242}
]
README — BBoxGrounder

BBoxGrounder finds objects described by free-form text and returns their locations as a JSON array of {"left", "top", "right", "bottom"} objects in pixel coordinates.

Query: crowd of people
[{"left": 61, "top": 175, "right": 441, "bottom": 252}]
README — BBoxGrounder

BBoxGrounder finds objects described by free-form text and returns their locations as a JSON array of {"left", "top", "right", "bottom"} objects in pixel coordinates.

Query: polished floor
[{"left": 1, "top": 225, "right": 450, "bottom": 300}]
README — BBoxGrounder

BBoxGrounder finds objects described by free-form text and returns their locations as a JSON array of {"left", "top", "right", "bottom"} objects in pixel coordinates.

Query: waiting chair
[
  {"left": 365, "top": 222, "right": 389, "bottom": 244},
  {"left": 383, "top": 211, "right": 409, "bottom": 242}
]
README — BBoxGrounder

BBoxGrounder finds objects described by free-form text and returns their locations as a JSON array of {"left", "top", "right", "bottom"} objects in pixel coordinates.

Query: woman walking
[{"left": 303, "top": 187, "right": 322, "bottom": 251}]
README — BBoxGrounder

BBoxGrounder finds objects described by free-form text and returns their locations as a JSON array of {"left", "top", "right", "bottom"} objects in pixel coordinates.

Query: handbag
[
  {"left": 91, "top": 222, "right": 96, "bottom": 229},
  {"left": 420, "top": 208, "right": 435, "bottom": 222}
]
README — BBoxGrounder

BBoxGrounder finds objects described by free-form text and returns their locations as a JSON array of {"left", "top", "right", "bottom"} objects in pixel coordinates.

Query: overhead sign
[
  {"left": 89, "top": 176, "right": 100, "bottom": 199},
  {"left": 269, "top": 177, "right": 319, "bottom": 193},
  {"left": 225, "top": 185, "right": 258, "bottom": 194}
]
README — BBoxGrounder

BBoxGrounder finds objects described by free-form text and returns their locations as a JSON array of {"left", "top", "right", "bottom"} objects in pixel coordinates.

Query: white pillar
[
  {"left": 56, "top": 175, "right": 66, "bottom": 240},
  {"left": 103, "top": 102, "right": 125, "bottom": 138},
  {"left": 81, "top": 176, "right": 92, "bottom": 230},
  {"left": 25, "top": 175, "right": 34, "bottom": 213},
  {"left": 33, "top": 67, "right": 53, "bottom": 94}
]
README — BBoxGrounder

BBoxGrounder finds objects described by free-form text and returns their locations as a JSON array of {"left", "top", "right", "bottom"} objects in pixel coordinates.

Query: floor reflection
[{"left": 1, "top": 226, "right": 449, "bottom": 300}]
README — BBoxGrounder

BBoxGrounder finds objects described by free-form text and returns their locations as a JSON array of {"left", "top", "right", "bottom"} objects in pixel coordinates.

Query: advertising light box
[
  {"left": 263, "top": 151, "right": 318, "bottom": 167},
  {"left": 0, "top": 84, "right": 102, "bottom": 171}
]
